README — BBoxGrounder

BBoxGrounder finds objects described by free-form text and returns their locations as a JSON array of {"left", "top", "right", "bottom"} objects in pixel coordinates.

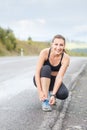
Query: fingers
[
  {"left": 49, "top": 96, "right": 56, "bottom": 105},
  {"left": 39, "top": 92, "right": 46, "bottom": 101},
  {"left": 40, "top": 96, "right": 46, "bottom": 101}
]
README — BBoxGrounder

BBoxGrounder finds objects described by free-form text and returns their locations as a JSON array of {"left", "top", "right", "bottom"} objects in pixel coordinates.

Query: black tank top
[{"left": 44, "top": 48, "right": 64, "bottom": 71}]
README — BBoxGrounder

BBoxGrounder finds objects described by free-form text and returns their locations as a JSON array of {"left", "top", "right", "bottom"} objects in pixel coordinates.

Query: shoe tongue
[{"left": 45, "top": 99, "right": 49, "bottom": 103}]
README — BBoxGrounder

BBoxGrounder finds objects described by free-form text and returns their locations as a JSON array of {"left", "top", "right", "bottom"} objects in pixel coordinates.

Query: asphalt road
[
  {"left": 62, "top": 64, "right": 87, "bottom": 130},
  {"left": 0, "top": 56, "right": 87, "bottom": 130}
]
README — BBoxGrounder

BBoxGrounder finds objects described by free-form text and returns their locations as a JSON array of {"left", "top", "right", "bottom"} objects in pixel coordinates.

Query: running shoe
[{"left": 41, "top": 99, "right": 52, "bottom": 112}]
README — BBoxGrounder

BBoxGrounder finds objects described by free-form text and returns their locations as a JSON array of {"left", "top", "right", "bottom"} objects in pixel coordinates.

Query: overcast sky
[{"left": 0, "top": 0, "right": 87, "bottom": 42}]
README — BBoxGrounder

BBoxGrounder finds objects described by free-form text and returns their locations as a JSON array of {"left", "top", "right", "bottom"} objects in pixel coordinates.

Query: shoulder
[
  {"left": 40, "top": 48, "right": 50, "bottom": 59},
  {"left": 63, "top": 52, "right": 70, "bottom": 59},
  {"left": 36, "top": 48, "right": 50, "bottom": 68},
  {"left": 40, "top": 48, "right": 50, "bottom": 54},
  {"left": 62, "top": 52, "right": 70, "bottom": 66}
]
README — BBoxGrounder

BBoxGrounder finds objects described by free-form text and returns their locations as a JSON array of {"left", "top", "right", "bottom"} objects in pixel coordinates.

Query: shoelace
[{"left": 44, "top": 99, "right": 49, "bottom": 105}]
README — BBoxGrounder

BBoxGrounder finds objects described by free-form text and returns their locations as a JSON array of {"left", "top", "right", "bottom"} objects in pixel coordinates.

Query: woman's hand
[
  {"left": 49, "top": 96, "right": 56, "bottom": 105},
  {"left": 39, "top": 91, "right": 46, "bottom": 101}
]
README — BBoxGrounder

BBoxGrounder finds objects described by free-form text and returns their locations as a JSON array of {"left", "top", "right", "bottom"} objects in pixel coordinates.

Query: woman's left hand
[{"left": 49, "top": 96, "right": 56, "bottom": 105}]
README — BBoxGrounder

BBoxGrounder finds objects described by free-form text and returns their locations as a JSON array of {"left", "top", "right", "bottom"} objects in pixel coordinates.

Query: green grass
[
  {"left": 15, "top": 40, "right": 50, "bottom": 56},
  {"left": 65, "top": 42, "right": 87, "bottom": 56},
  {"left": 0, "top": 40, "right": 87, "bottom": 56}
]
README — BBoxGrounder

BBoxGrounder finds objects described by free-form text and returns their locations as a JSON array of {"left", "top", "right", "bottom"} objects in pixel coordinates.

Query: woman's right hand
[{"left": 39, "top": 91, "right": 46, "bottom": 101}]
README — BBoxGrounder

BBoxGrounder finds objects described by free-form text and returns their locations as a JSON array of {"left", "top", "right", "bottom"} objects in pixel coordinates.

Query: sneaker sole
[{"left": 42, "top": 108, "right": 52, "bottom": 112}]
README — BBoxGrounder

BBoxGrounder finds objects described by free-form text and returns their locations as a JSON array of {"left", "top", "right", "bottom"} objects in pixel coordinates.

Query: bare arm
[
  {"left": 49, "top": 53, "right": 70, "bottom": 105},
  {"left": 52, "top": 53, "right": 70, "bottom": 95},
  {"left": 35, "top": 48, "right": 49, "bottom": 100}
]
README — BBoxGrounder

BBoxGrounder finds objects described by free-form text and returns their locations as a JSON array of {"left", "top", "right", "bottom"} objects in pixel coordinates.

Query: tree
[
  {"left": 28, "top": 36, "right": 32, "bottom": 41},
  {"left": 0, "top": 27, "right": 17, "bottom": 50},
  {"left": 28, "top": 36, "right": 32, "bottom": 45}
]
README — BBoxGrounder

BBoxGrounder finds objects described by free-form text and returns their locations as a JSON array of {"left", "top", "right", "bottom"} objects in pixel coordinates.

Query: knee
[
  {"left": 56, "top": 89, "right": 69, "bottom": 100},
  {"left": 40, "top": 65, "right": 51, "bottom": 78},
  {"left": 62, "top": 90, "right": 69, "bottom": 100}
]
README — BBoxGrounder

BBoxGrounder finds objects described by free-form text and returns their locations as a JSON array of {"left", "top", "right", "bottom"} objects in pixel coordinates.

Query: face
[{"left": 51, "top": 38, "right": 65, "bottom": 55}]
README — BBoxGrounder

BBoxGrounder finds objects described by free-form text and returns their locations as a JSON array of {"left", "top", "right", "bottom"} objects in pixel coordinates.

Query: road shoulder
[{"left": 62, "top": 65, "right": 87, "bottom": 130}]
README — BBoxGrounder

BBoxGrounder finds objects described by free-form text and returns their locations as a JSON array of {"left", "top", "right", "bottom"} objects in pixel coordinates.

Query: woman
[{"left": 33, "top": 34, "right": 70, "bottom": 112}]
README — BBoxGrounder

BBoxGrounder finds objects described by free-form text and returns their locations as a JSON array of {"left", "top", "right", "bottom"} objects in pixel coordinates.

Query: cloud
[
  {"left": 74, "top": 25, "right": 87, "bottom": 33},
  {"left": 36, "top": 19, "right": 46, "bottom": 25},
  {"left": 8, "top": 19, "right": 48, "bottom": 40},
  {"left": 0, "top": 0, "right": 87, "bottom": 42}
]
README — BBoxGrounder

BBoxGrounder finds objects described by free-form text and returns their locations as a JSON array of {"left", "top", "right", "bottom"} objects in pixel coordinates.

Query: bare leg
[{"left": 41, "top": 77, "right": 50, "bottom": 98}]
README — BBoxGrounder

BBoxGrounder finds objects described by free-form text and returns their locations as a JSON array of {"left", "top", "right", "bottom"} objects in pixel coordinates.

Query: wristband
[{"left": 50, "top": 94, "right": 56, "bottom": 98}]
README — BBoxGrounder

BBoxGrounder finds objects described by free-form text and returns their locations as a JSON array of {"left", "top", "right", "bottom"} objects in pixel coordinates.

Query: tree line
[{"left": 0, "top": 27, "right": 17, "bottom": 51}]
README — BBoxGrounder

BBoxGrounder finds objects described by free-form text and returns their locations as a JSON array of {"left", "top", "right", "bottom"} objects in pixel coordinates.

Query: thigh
[
  {"left": 33, "top": 74, "right": 57, "bottom": 93},
  {"left": 33, "top": 65, "right": 51, "bottom": 87}
]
